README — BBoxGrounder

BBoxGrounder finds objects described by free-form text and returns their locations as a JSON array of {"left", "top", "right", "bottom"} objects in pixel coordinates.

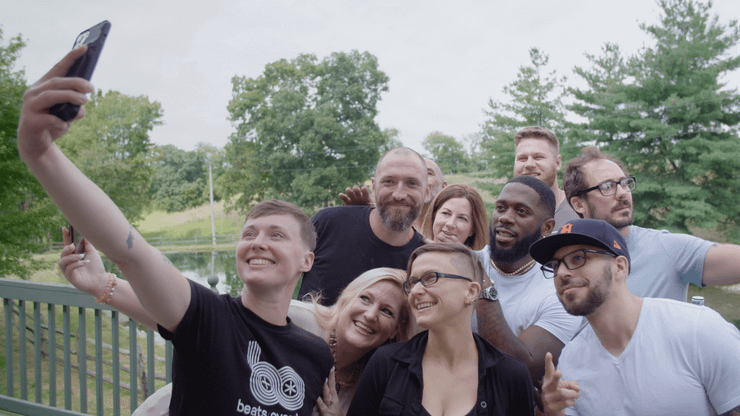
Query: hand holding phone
[
  {"left": 49, "top": 20, "right": 111, "bottom": 121},
  {"left": 69, "top": 225, "right": 86, "bottom": 255}
]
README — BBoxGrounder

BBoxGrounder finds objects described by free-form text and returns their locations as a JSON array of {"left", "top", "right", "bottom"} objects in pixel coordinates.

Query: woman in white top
[{"left": 58, "top": 228, "right": 412, "bottom": 416}]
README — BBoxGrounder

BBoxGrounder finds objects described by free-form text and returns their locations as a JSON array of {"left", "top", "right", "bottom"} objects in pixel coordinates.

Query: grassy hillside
[{"left": 137, "top": 199, "right": 246, "bottom": 239}]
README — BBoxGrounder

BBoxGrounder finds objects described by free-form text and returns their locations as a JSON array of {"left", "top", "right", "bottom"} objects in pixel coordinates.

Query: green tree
[
  {"left": 477, "top": 47, "right": 570, "bottom": 179},
  {"left": 58, "top": 90, "right": 163, "bottom": 223},
  {"left": 0, "top": 30, "right": 59, "bottom": 278},
  {"left": 150, "top": 145, "right": 209, "bottom": 212},
  {"left": 225, "top": 50, "right": 390, "bottom": 214},
  {"left": 571, "top": 0, "right": 740, "bottom": 238},
  {"left": 422, "top": 132, "right": 470, "bottom": 174}
]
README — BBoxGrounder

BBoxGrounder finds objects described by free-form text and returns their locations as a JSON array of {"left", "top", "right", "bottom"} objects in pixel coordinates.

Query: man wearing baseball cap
[{"left": 530, "top": 219, "right": 740, "bottom": 416}]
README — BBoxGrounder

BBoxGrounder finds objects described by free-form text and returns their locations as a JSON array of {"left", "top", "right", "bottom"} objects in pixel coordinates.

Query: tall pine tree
[
  {"left": 477, "top": 47, "right": 570, "bottom": 180},
  {"left": 571, "top": 0, "right": 740, "bottom": 239}
]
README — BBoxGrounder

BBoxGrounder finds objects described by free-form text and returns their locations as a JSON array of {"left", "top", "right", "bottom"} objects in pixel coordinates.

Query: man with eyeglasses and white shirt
[
  {"left": 563, "top": 146, "right": 740, "bottom": 302},
  {"left": 530, "top": 219, "right": 740, "bottom": 416}
]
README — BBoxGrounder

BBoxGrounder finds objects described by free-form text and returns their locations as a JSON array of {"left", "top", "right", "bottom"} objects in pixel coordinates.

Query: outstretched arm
[
  {"left": 541, "top": 352, "right": 580, "bottom": 416},
  {"left": 18, "top": 47, "right": 189, "bottom": 332},
  {"left": 702, "top": 244, "right": 740, "bottom": 286},
  {"left": 59, "top": 227, "right": 159, "bottom": 330}
]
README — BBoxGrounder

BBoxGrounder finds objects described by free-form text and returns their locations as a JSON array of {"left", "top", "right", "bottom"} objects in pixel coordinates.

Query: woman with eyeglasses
[{"left": 347, "top": 243, "right": 535, "bottom": 416}]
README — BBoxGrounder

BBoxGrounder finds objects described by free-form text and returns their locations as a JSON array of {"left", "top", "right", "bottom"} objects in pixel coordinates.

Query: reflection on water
[{"left": 104, "top": 251, "right": 241, "bottom": 297}]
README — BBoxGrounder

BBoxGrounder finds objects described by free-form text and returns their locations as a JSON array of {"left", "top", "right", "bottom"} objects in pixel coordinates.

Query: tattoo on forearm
[
  {"left": 126, "top": 227, "right": 134, "bottom": 249},
  {"left": 720, "top": 404, "right": 740, "bottom": 416}
]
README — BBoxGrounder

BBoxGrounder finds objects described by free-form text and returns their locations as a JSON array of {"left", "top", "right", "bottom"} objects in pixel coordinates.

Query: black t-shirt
[
  {"left": 298, "top": 205, "right": 424, "bottom": 304},
  {"left": 347, "top": 331, "right": 535, "bottom": 416},
  {"left": 160, "top": 280, "right": 333, "bottom": 416}
]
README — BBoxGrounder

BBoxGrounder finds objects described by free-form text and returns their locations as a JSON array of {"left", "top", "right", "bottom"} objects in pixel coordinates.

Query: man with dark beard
[
  {"left": 474, "top": 176, "right": 582, "bottom": 409},
  {"left": 298, "top": 147, "right": 429, "bottom": 304},
  {"left": 563, "top": 146, "right": 740, "bottom": 302},
  {"left": 530, "top": 219, "right": 740, "bottom": 416}
]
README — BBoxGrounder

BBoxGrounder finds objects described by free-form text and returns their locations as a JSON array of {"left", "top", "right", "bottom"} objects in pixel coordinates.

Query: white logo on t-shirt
[{"left": 247, "top": 341, "right": 305, "bottom": 411}]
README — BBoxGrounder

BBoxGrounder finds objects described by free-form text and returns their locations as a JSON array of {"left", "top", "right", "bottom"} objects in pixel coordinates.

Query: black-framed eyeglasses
[
  {"left": 575, "top": 176, "right": 636, "bottom": 197},
  {"left": 541, "top": 249, "right": 617, "bottom": 279},
  {"left": 403, "top": 272, "right": 473, "bottom": 294}
]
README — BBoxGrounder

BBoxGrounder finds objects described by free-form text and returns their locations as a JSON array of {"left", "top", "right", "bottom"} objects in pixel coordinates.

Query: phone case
[{"left": 49, "top": 20, "right": 111, "bottom": 121}]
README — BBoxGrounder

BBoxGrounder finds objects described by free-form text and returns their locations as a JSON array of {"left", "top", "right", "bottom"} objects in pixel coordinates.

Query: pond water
[
  {"left": 105, "top": 251, "right": 241, "bottom": 297},
  {"left": 165, "top": 251, "right": 241, "bottom": 297}
]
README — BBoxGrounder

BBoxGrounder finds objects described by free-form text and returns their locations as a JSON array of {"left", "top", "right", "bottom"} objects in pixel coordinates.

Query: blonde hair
[
  {"left": 421, "top": 184, "right": 489, "bottom": 250},
  {"left": 305, "top": 268, "right": 411, "bottom": 344}
]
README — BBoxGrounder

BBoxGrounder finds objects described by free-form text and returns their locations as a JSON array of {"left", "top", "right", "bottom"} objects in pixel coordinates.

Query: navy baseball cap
[{"left": 529, "top": 219, "right": 630, "bottom": 269}]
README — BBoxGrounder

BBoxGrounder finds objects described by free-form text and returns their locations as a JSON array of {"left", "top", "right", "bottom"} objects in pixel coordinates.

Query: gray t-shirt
[{"left": 624, "top": 225, "right": 714, "bottom": 301}]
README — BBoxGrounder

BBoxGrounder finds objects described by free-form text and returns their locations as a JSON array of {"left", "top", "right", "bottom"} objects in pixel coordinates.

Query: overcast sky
[{"left": 3, "top": 0, "right": 739, "bottom": 155}]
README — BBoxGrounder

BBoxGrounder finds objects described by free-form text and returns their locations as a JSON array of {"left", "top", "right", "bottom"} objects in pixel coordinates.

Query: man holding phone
[{"left": 18, "top": 46, "right": 333, "bottom": 416}]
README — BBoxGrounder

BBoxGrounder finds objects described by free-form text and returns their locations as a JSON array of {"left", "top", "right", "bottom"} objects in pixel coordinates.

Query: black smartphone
[
  {"left": 49, "top": 20, "right": 111, "bottom": 121},
  {"left": 69, "top": 225, "right": 86, "bottom": 254}
]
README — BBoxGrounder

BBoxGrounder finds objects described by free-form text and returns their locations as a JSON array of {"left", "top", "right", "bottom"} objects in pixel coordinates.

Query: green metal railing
[{"left": 1, "top": 278, "right": 173, "bottom": 416}]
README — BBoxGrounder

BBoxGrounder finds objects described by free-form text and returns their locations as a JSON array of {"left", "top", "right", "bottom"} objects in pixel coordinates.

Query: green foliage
[
  {"left": 570, "top": 0, "right": 740, "bottom": 238},
  {"left": 57, "top": 90, "right": 163, "bottom": 224},
  {"left": 422, "top": 132, "right": 470, "bottom": 174},
  {"left": 224, "top": 50, "right": 390, "bottom": 214},
  {"left": 149, "top": 144, "right": 224, "bottom": 212},
  {"left": 477, "top": 47, "right": 571, "bottom": 179},
  {"left": 0, "top": 29, "right": 58, "bottom": 278}
]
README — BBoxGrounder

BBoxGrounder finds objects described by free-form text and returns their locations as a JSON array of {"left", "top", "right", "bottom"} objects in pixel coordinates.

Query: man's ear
[
  {"left": 556, "top": 154, "right": 562, "bottom": 171},
  {"left": 541, "top": 218, "right": 556, "bottom": 237},
  {"left": 614, "top": 255, "right": 629, "bottom": 282},
  {"left": 441, "top": 180, "right": 448, "bottom": 188},
  {"left": 371, "top": 176, "right": 377, "bottom": 195},
  {"left": 570, "top": 195, "right": 587, "bottom": 217},
  {"left": 300, "top": 252, "right": 315, "bottom": 273}
]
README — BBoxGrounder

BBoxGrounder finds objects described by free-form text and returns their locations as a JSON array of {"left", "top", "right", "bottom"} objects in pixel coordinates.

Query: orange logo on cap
[
  {"left": 560, "top": 224, "right": 573, "bottom": 234},
  {"left": 613, "top": 241, "right": 621, "bottom": 250}
]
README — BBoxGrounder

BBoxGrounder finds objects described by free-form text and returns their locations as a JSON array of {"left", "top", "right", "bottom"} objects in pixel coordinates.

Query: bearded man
[
  {"left": 298, "top": 147, "right": 430, "bottom": 304},
  {"left": 474, "top": 176, "right": 581, "bottom": 409}
]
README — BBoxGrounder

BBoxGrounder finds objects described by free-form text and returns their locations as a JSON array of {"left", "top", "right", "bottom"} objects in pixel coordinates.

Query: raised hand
[
  {"left": 58, "top": 226, "right": 109, "bottom": 297},
  {"left": 338, "top": 185, "right": 373, "bottom": 207},
  {"left": 17, "top": 46, "right": 93, "bottom": 161},
  {"left": 541, "top": 352, "right": 580, "bottom": 416}
]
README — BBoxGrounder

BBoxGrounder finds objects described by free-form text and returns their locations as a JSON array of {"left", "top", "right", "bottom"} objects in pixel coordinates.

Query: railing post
[
  {"left": 34, "top": 301, "right": 42, "bottom": 403},
  {"left": 78, "top": 307, "right": 87, "bottom": 414},
  {"left": 95, "top": 309, "right": 103, "bottom": 415},
  {"left": 4, "top": 298, "right": 13, "bottom": 397},
  {"left": 63, "top": 305, "right": 72, "bottom": 409},
  {"left": 112, "top": 311, "right": 120, "bottom": 416},
  {"left": 48, "top": 303, "right": 57, "bottom": 406},
  {"left": 19, "top": 300, "right": 27, "bottom": 400}
]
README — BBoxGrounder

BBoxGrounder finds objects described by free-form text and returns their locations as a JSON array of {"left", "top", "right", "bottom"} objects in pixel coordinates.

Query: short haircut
[
  {"left": 420, "top": 184, "right": 489, "bottom": 250},
  {"left": 563, "top": 146, "right": 630, "bottom": 216},
  {"left": 306, "top": 267, "right": 411, "bottom": 344},
  {"left": 246, "top": 199, "right": 316, "bottom": 251},
  {"left": 375, "top": 147, "right": 427, "bottom": 178},
  {"left": 514, "top": 126, "right": 560, "bottom": 154},
  {"left": 407, "top": 242, "right": 486, "bottom": 286},
  {"left": 506, "top": 175, "right": 556, "bottom": 218}
]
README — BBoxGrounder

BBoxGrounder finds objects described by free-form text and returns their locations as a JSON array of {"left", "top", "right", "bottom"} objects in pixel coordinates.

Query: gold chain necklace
[{"left": 489, "top": 258, "right": 536, "bottom": 276}]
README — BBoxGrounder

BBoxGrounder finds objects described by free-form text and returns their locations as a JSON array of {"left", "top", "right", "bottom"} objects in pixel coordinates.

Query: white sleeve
[
  {"left": 694, "top": 308, "right": 740, "bottom": 413},
  {"left": 533, "top": 291, "right": 583, "bottom": 344}
]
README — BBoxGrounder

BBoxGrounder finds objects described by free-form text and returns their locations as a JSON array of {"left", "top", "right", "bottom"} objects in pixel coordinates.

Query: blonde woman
[{"left": 59, "top": 229, "right": 411, "bottom": 416}]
